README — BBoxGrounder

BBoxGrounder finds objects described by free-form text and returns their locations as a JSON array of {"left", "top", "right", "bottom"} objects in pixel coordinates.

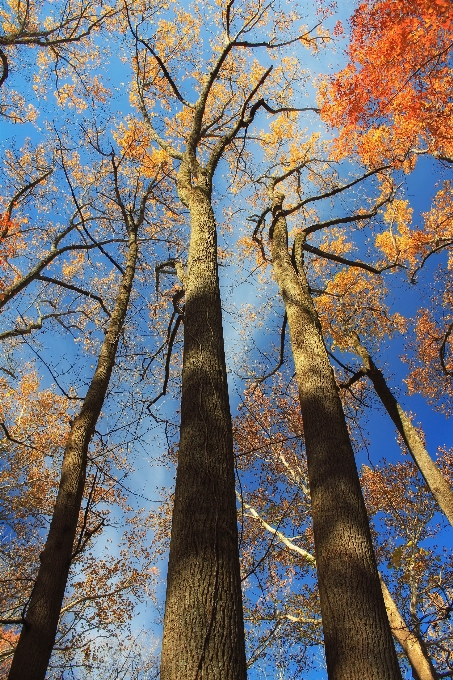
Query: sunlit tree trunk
[
  {"left": 269, "top": 191, "right": 402, "bottom": 680},
  {"left": 379, "top": 575, "right": 436, "bottom": 680},
  {"left": 8, "top": 228, "right": 139, "bottom": 680},
  {"left": 352, "top": 336, "right": 453, "bottom": 528},
  {"left": 160, "top": 162, "right": 246, "bottom": 679}
]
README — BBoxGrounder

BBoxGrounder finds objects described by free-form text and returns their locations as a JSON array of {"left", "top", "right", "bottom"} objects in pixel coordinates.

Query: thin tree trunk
[
  {"left": 269, "top": 191, "right": 402, "bottom": 680},
  {"left": 352, "top": 336, "right": 453, "bottom": 528},
  {"left": 8, "top": 228, "right": 139, "bottom": 680},
  {"left": 160, "top": 167, "right": 246, "bottom": 679},
  {"left": 240, "top": 495, "right": 436, "bottom": 680},
  {"left": 379, "top": 575, "right": 437, "bottom": 680}
]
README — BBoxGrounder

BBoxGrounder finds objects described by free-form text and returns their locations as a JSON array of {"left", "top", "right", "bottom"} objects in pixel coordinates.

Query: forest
[{"left": 0, "top": 0, "right": 452, "bottom": 678}]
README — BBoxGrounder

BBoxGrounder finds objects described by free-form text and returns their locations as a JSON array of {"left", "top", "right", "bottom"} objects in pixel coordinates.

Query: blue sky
[{"left": 1, "top": 1, "right": 452, "bottom": 678}]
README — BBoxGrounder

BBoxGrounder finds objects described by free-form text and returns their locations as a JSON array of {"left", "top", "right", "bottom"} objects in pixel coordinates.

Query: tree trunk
[
  {"left": 269, "top": 192, "right": 402, "bottom": 680},
  {"left": 353, "top": 336, "right": 453, "bottom": 528},
  {"left": 160, "top": 171, "right": 246, "bottom": 679},
  {"left": 8, "top": 229, "right": 138, "bottom": 680},
  {"left": 379, "top": 575, "right": 437, "bottom": 680}
]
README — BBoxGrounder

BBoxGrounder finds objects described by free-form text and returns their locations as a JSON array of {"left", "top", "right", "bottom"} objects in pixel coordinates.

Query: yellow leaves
[
  {"left": 114, "top": 119, "right": 172, "bottom": 177},
  {"left": 376, "top": 183, "right": 453, "bottom": 271},
  {"left": 315, "top": 265, "right": 405, "bottom": 351},
  {"left": 61, "top": 250, "right": 86, "bottom": 279}
]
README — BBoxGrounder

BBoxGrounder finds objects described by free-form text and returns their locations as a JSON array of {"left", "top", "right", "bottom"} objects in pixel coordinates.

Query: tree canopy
[{"left": 0, "top": 1, "right": 452, "bottom": 678}]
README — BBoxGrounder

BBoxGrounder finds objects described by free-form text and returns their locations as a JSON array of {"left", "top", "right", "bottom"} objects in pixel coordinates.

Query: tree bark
[
  {"left": 379, "top": 575, "right": 437, "bottom": 680},
  {"left": 352, "top": 336, "right": 453, "bottom": 528},
  {"left": 8, "top": 228, "right": 138, "bottom": 680},
  {"left": 269, "top": 191, "right": 402, "bottom": 680},
  {"left": 160, "top": 165, "right": 246, "bottom": 679}
]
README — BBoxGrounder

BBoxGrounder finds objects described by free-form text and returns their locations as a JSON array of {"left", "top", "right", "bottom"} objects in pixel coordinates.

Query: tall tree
[
  {"left": 7, "top": 138, "right": 166, "bottom": 679},
  {"left": 267, "top": 186, "right": 402, "bottom": 680},
  {"left": 127, "top": 3, "right": 324, "bottom": 676}
]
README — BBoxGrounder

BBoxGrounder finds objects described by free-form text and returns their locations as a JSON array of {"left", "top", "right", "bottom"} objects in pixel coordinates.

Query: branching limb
[
  {"left": 127, "top": 17, "right": 191, "bottom": 108},
  {"left": 0, "top": 422, "right": 41, "bottom": 450},
  {"left": 36, "top": 275, "right": 111, "bottom": 317},
  {"left": 0, "top": 47, "right": 8, "bottom": 88},
  {"left": 439, "top": 320, "right": 453, "bottom": 376},
  {"left": 237, "top": 492, "right": 316, "bottom": 566},
  {"left": 250, "top": 313, "right": 287, "bottom": 386},
  {"left": 302, "top": 242, "right": 399, "bottom": 274},
  {"left": 148, "top": 314, "right": 183, "bottom": 407},
  {"left": 5, "top": 169, "right": 53, "bottom": 222},
  {"left": 0, "top": 310, "right": 76, "bottom": 340},
  {"left": 283, "top": 166, "right": 390, "bottom": 219}
]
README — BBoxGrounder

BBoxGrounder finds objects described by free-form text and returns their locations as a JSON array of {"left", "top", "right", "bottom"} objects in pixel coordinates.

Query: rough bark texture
[
  {"left": 160, "top": 165, "right": 246, "bottom": 680},
  {"left": 269, "top": 192, "right": 402, "bottom": 680},
  {"left": 353, "top": 336, "right": 453, "bottom": 528},
  {"left": 379, "top": 575, "right": 436, "bottom": 680},
  {"left": 8, "top": 230, "right": 138, "bottom": 680}
]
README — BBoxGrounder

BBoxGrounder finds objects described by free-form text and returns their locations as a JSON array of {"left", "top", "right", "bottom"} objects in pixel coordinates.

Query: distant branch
[
  {"left": 250, "top": 313, "right": 287, "bottom": 385},
  {"left": 0, "top": 47, "right": 9, "bottom": 88},
  {"left": 5, "top": 168, "right": 53, "bottom": 223},
  {"left": 37, "top": 275, "right": 111, "bottom": 317},
  {"left": 148, "top": 314, "right": 183, "bottom": 406}
]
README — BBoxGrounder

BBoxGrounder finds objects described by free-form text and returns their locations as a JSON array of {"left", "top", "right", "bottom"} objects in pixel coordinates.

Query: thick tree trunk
[
  {"left": 353, "top": 336, "right": 453, "bottom": 528},
  {"left": 269, "top": 192, "right": 402, "bottom": 680},
  {"left": 379, "top": 575, "right": 436, "bottom": 680},
  {"left": 8, "top": 230, "right": 138, "bottom": 680},
  {"left": 160, "top": 173, "right": 246, "bottom": 679}
]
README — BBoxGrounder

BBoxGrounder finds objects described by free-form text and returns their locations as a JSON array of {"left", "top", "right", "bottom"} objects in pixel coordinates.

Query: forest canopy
[{"left": 0, "top": 0, "right": 452, "bottom": 679}]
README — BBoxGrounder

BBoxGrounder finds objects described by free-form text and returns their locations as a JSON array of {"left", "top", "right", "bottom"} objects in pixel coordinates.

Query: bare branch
[
  {"left": 0, "top": 47, "right": 8, "bottom": 88},
  {"left": 36, "top": 275, "right": 111, "bottom": 317},
  {"left": 302, "top": 242, "right": 398, "bottom": 274}
]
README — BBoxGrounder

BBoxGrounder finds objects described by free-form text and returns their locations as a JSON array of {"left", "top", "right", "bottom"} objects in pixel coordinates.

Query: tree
[
  {"left": 1, "top": 1, "right": 451, "bottom": 677},
  {"left": 267, "top": 185, "right": 402, "bottom": 680},
  {"left": 0, "top": 0, "right": 119, "bottom": 122},
  {"left": 126, "top": 3, "right": 325, "bottom": 677},
  {"left": 5, "top": 127, "right": 171, "bottom": 679},
  {"left": 234, "top": 380, "right": 452, "bottom": 679},
  {"left": 319, "top": 0, "right": 453, "bottom": 167}
]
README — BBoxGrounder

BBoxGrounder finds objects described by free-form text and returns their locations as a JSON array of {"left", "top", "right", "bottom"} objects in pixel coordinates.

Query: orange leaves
[
  {"left": 0, "top": 213, "right": 24, "bottom": 284},
  {"left": 320, "top": 0, "right": 453, "bottom": 165},
  {"left": 405, "top": 308, "right": 453, "bottom": 414},
  {"left": 114, "top": 119, "right": 173, "bottom": 177}
]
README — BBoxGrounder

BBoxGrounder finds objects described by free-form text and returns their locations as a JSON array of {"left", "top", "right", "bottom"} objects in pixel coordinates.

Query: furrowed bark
[
  {"left": 269, "top": 191, "right": 402, "bottom": 680},
  {"left": 160, "top": 164, "right": 246, "bottom": 680},
  {"left": 241, "top": 496, "right": 436, "bottom": 680},
  {"left": 8, "top": 228, "right": 138, "bottom": 680},
  {"left": 352, "top": 336, "right": 453, "bottom": 528},
  {"left": 379, "top": 575, "right": 437, "bottom": 680}
]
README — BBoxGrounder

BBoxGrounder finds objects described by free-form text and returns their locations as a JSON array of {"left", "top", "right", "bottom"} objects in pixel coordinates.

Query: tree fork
[
  {"left": 160, "top": 168, "right": 246, "bottom": 679},
  {"left": 8, "top": 229, "right": 139, "bottom": 680},
  {"left": 269, "top": 191, "right": 402, "bottom": 680}
]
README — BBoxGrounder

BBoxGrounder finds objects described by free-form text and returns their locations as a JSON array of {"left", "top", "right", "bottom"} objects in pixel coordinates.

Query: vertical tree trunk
[
  {"left": 160, "top": 172, "right": 246, "bottom": 679},
  {"left": 379, "top": 575, "right": 437, "bottom": 680},
  {"left": 269, "top": 192, "right": 402, "bottom": 680},
  {"left": 352, "top": 336, "right": 453, "bottom": 528},
  {"left": 8, "top": 229, "right": 139, "bottom": 680}
]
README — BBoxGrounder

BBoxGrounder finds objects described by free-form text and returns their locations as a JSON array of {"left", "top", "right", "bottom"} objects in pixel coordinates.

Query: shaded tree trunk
[
  {"left": 8, "top": 228, "right": 139, "bottom": 680},
  {"left": 269, "top": 191, "right": 402, "bottom": 680},
  {"left": 352, "top": 336, "right": 453, "bottom": 528},
  {"left": 160, "top": 163, "right": 246, "bottom": 679}
]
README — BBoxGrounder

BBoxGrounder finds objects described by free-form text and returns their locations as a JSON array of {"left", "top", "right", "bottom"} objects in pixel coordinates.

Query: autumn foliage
[{"left": 320, "top": 0, "right": 453, "bottom": 166}]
